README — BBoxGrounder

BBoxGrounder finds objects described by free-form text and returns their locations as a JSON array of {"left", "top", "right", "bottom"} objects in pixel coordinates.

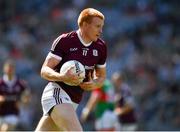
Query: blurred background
[{"left": 0, "top": 0, "right": 179, "bottom": 131}]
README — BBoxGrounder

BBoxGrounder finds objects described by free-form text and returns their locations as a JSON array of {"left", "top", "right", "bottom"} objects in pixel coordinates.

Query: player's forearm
[
  {"left": 93, "top": 67, "right": 106, "bottom": 89},
  {"left": 81, "top": 94, "right": 99, "bottom": 121},
  {"left": 41, "top": 66, "right": 64, "bottom": 82},
  {"left": 86, "top": 94, "right": 98, "bottom": 112},
  {"left": 121, "top": 105, "right": 133, "bottom": 114},
  {"left": 115, "top": 105, "right": 133, "bottom": 115}
]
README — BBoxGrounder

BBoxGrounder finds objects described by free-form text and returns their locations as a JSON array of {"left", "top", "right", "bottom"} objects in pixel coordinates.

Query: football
[{"left": 60, "top": 60, "right": 85, "bottom": 86}]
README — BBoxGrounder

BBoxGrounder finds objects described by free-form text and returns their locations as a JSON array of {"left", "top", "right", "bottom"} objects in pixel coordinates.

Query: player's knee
[
  {"left": 1, "top": 123, "right": 16, "bottom": 131},
  {"left": 51, "top": 112, "right": 82, "bottom": 131}
]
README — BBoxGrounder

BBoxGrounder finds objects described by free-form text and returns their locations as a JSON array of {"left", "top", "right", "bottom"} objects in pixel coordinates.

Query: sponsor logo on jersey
[{"left": 70, "top": 48, "right": 78, "bottom": 51}]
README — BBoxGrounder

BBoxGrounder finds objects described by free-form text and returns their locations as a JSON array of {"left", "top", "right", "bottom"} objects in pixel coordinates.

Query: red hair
[{"left": 77, "top": 8, "right": 105, "bottom": 27}]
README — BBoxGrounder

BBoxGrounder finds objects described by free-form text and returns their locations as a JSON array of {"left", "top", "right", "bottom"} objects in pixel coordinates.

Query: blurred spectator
[
  {"left": 0, "top": 59, "right": 31, "bottom": 131},
  {"left": 112, "top": 72, "right": 137, "bottom": 131},
  {"left": 81, "top": 79, "right": 120, "bottom": 131},
  {"left": 0, "top": 0, "right": 179, "bottom": 130}
]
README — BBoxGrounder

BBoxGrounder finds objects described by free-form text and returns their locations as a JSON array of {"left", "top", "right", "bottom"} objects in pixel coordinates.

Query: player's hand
[
  {"left": 0, "top": 95, "right": 5, "bottom": 102},
  {"left": 80, "top": 108, "right": 90, "bottom": 123},
  {"left": 62, "top": 66, "right": 84, "bottom": 85},
  {"left": 80, "top": 80, "right": 96, "bottom": 91},
  {"left": 114, "top": 108, "right": 123, "bottom": 115},
  {"left": 80, "top": 71, "right": 96, "bottom": 90}
]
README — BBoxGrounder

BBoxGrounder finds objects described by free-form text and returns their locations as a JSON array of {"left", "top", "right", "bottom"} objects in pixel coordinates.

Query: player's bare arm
[
  {"left": 0, "top": 95, "right": 5, "bottom": 102},
  {"left": 80, "top": 91, "right": 99, "bottom": 122},
  {"left": 114, "top": 103, "right": 133, "bottom": 116},
  {"left": 80, "top": 67, "right": 106, "bottom": 91},
  {"left": 41, "top": 57, "right": 81, "bottom": 85}
]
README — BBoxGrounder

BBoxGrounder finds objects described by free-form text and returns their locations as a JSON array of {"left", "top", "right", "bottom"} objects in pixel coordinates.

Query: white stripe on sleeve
[
  {"left": 51, "top": 36, "right": 62, "bottom": 51},
  {"left": 97, "top": 63, "right": 106, "bottom": 68},
  {"left": 46, "top": 52, "right": 62, "bottom": 61}
]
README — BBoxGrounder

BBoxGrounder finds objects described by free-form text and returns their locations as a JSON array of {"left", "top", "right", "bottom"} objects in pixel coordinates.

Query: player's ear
[{"left": 82, "top": 21, "right": 89, "bottom": 27}]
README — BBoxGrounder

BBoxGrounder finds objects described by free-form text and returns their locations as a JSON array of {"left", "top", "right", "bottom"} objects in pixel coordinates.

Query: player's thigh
[
  {"left": 50, "top": 103, "right": 82, "bottom": 131},
  {"left": 0, "top": 115, "right": 19, "bottom": 131},
  {"left": 35, "top": 116, "right": 59, "bottom": 131}
]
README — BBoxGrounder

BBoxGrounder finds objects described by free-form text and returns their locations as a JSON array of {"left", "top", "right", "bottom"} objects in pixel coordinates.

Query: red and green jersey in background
[{"left": 92, "top": 79, "right": 115, "bottom": 119}]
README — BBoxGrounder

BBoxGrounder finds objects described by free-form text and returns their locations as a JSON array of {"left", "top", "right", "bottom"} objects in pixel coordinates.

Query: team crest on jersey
[{"left": 93, "top": 49, "right": 98, "bottom": 56}]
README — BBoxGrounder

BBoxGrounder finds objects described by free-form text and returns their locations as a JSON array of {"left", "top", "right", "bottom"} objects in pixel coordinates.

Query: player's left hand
[
  {"left": 80, "top": 71, "right": 99, "bottom": 90},
  {"left": 80, "top": 80, "right": 96, "bottom": 91}
]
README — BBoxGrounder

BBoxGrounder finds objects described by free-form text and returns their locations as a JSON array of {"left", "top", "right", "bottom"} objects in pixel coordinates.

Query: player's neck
[
  {"left": 78, "top": 29, "right": 92, "bottom": 44},
  {"left": 4, "top": 74, "right": 14, "bottom": 81}
]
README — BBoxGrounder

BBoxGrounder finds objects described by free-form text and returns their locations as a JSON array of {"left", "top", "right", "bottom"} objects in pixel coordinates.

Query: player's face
[
  {"left": 86, "top": 17, "right": 104, "bottom": 41},
  {"left": 4, "top": 64, "right": 15, "bottom": 75},
  {"left": 112, "top": 77, "right": 122, "bottom": 89}
]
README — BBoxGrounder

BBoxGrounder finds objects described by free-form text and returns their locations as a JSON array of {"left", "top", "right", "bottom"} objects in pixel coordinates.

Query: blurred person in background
[
  {"left": 112, "top": 72, "right": 137, "bottom": 131},
  {"left": 81, "top": 79, "right": 120, "bottom": 131},
  {"left": 18, "top": 87, "right": 34, "bottom": 130},
  {"left": 35, "top": 8, "right": 107, "bottom": 131},
  {"left": 0, "top": 0, "right": 179, "bottom": 131},
  {"left": 0, "top": 59, "right": 31, "bottom": 131}
]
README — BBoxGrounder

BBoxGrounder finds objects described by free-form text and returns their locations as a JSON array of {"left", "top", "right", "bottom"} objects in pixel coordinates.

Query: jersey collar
[
  {"left": 3, "top": 74, "right": 17, "bottom": 87},
  {"left": 76, "top": 29, "right": 92, "bottom": 47}
]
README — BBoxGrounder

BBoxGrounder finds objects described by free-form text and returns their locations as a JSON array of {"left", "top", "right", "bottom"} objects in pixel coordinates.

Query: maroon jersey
[
  {"left": 49, "top": 30, "right": 107, "bottom": 103},
  {"left": 0, "top": 76, "right": 26, "bottom": 116},
  {"left": 116, "top": 83, "right": 137, "bottom": 124}
]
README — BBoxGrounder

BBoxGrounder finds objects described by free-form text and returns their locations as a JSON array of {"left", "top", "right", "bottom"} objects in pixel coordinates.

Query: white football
[{"left": 60, "top": 60, "right": 85, "bottom": 86}]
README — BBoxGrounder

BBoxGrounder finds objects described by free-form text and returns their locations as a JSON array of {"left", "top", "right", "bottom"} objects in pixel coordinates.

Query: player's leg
[
  {"left": 35, "top": 115, "right": 59, "bottom": 131},
  {"left": 1, "top": 123, "right": 16, "bottom": 131},
  {"left": 50, "top": 103, "right": 83, "bottom": 131},
  {"left": 0, "top": 115, "right": 19, "bottom": 131},
  {"left": 39, "top": 82, "right": 82, "bottom": 131}
]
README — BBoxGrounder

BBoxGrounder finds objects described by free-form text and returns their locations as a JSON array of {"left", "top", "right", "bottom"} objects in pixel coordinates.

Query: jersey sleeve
[
  {"left": 0, "top": 78, "right": 3, "bottom": 93},
  {"left": 48, "top": 35, "right": 66, "bottom": 61},
  {"left": 19, "top": 80, "right": 28, "bottom": 91},
  {"left": 97, "top": 43, "right": 107, "bottom": 68}
]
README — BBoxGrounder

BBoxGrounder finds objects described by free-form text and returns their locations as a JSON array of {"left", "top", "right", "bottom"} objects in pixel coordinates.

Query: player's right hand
[
  {"left": 80, "top": 108, "right": 90, "bottom": 123},
  {"left": 62, "top": 66, "right": 84, "bottom": 86},
  {"left": 0, "top": 95, "right": 5, "bottom": 102}
]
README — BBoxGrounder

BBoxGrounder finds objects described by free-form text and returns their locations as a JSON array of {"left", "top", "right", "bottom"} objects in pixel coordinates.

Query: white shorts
[
  {"left": 95, "top": 110, "right": 120, "bottom": 130},
  {"left": 41, "top": 82, "right": 78, "bottom": 116},
  {"left": 0, "top": 115, "right": 19, "bottom": 126}
]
